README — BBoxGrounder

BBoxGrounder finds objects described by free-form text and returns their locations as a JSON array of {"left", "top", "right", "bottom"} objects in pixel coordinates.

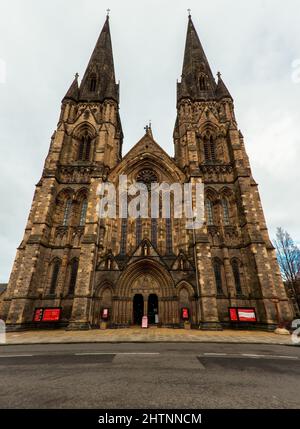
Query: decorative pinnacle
[
  {"left": 217, "top": 71, "right": 221, "bottom": 79},
  {"left": 144, "top": 120, "right": 152, "bottom": 134},
  {"left": 75, "top": 73, "right": 79, "bottom": 80},
  {"left": 187, "top": 8, "right": 191, "bottom": 18},
  {"left": 106, "top": 8, "right": 110, "bottom": 17}
]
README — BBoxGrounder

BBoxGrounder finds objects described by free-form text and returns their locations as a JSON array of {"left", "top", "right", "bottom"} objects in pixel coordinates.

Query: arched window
[
  {"left": 204, "top": 136, "right": 216, "bottom": 163},
  {"left": 213, "top": 259, "right": 223, "bottom": 295},
  {"left": 50, "top": 259, "right": 60, "bottom": 294},
  {"left": 151, "top": 218, "right": 157, "bottom": 248},
  {"left": 166, "top": 218, "right": 173, "bottom": 255},
  {"left": 136, "top": 216, "right": 142, "bottom": 246},
  {"left": 78, "top": 139, "right": 84, "bottom": 161},
  {"left": 84, "top": 136, "right": 91, "bottom": 160},
  {"left": 79, "top": 199, "right": 88, "bottom": 226},
  {"left": 136, "top": 169, "right": 158, "bottom": 191},
  {"left": 63, "top": 199, "right": 72, "bottom": 226},
  {"left": 69, "top": 258, "right": 79, "bottom": 295},
  {"left": 78, "top": 135, "right": 91, "bottom": 161},
  {"left": 205, "top": 200, "right": 214, "bottom": 226},
  {"left": 120, "top": 218, "right": 128, "bottom": 255},
  {"left": 222, "top": 198, "right": 230, "bottom": 225},
  {"left": 232, "top": 259, "right": 242, "bottom": 296},
  {"left": 89, "top": 74, "right": 97, "bottom": 92},
  {"left": 199, "top": 75, "right": 206, "bottom": 90}
]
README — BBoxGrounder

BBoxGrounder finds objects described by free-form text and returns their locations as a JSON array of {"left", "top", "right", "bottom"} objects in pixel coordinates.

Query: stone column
[
  {"left": 158, "top": 299, "right": 164, "bottom": 325},
  {"left": 166, "top": 300, "right": 171, "bottom": 324},
  {"left": 115, "top": 300, "right": 121, "bottom": 325},
  {"left": 68, "top": 178, "right": 101, "bottom": 330},
  {"left": 128, "top": 299, "right": 133, "bottom": 325},
  {"left": 172, "top": 299, "right": 178, "bottom": 325},
  {"left": 195, "top": 232, "right": 222, "bottom": 330},
  {"left": 144, "top": 296, "right": 148, "bottom": 317},
  {"left": 121, "top": 299, "right": 126, "bottom": 325},
  {"left": 222, "top": 247, "right": 236, "bottom": 305}
]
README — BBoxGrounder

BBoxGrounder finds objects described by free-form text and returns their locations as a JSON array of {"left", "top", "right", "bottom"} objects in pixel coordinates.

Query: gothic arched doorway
[
  {"left": 133, "top": 294, "right": 144, "bottom": 325},
  {"left": 148, "top": 294, "right": 158, "bottom": 324},
  {"left": 115, "top": 259, "right": 176, "bottom": 326}
]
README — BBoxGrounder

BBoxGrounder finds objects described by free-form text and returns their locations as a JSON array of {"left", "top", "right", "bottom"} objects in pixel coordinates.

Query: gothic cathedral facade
[{"left": 1, "top": 16, "right": 294, "bottom": 330}]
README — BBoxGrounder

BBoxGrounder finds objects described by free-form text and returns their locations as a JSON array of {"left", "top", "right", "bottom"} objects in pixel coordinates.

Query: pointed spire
[
  {"left": 79, "top": 15, "right": 119, "bottom": 103},
  {"left": 63, "top": 73, "right": 79, "bottom": 102},
  {"left": 216, "top": 72, "right": 233, "bottom": 100},
  {"left": 178, "top": 16, "right": 217, "bottom": 102}
]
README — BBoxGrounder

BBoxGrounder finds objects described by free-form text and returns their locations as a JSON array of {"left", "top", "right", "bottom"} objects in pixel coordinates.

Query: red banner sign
[
  {"left": 181, "top": 307, "right": 189, "bottom": 320},
  {"left": 102, "top": 308, "right": 109, "bottom": 320},
  {"left": 238, "top": 308, "right": 257, "bottom": 322},
  {"left": 229, "top": 308, "right": 238, "bottom": 322},
  {"left": 33, "top": 308, "right": 61, "bottom": 322},
  {"left": 229, "top": 307, "right": 257, "bottom": 323},
  {"left": 33, "top": 308, "right": 43, "bottom": 322},
  {"left": 42, "top": 308, "right": 61, "bottom": 322}
]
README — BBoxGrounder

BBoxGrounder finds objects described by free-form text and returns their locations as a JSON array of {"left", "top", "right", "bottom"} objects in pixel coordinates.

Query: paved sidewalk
[{"left": 1, "top": 327, "right": 297, "bottom": 346}]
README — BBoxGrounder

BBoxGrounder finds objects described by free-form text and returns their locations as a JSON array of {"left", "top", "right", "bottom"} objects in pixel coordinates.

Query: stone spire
[
  {"left": 215, "top": 72, "right": 233, "bottom": 100},
  {"left": 63, "top": 73, "right": 79, "bottom": 102},
  {"left": 79, "top": 16, "right": 119, "bottom": 103},
  {"left": 177, "top": 15, "right": 216, "bottom": 102}
]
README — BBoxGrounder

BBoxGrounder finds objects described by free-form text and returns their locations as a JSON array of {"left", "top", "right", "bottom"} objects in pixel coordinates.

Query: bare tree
[
  {"left": 274, "top": 227, "right": 300, "bottom": 316},
  {"left": 274, "top": 228, "right": 300, "bottom": 282}
]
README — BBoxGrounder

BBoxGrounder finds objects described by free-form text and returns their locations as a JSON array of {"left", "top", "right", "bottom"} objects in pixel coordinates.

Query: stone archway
[
  {"left": 176, "top": 281, "right": 198, "bottom": 325},
  {"left": 92, "top": 283, "right": 113, "bottom": 327},
  {"left": 113, "top": 259, "right": 177, "bottom": 326}
]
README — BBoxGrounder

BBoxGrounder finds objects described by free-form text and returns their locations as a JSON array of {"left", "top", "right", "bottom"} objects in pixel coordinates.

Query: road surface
[{"left": 0, "top": 342, "right": 299, "bottom": 408}]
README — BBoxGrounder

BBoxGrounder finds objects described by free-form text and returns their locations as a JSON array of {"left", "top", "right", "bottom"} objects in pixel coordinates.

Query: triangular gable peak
[
  {"left": 97, "top": 250, "right": 120, "bottom": 271},
  {"left": 109, "top": 131, "right": 186, "bottom": 184},
  {"left": 171, "top": 251, "right": 194, "bottom": 271},
  {"left": 130, "top": 238, "right": 160, "bottom": 259}
]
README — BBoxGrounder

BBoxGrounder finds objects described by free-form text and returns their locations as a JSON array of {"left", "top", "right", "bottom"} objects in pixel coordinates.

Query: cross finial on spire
[
  {"left": 187, "top": 8, "right": 191, "bottom": 18},
  {"left": 144, "top": 120, "right": 151, "bottom": 131},
  {"left": 106, "top": 8, "right": 110, "bottom": 17},
  {"left": 144, "top": 121, "right": 153, "bottom": 138},
  {"left": 217, "top": 71, "right": 221, "bottom": 79}
]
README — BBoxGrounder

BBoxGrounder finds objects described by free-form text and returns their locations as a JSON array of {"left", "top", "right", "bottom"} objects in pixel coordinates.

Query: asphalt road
[{"left": 0, "top": 342, "right": 299, "bottom": 409}]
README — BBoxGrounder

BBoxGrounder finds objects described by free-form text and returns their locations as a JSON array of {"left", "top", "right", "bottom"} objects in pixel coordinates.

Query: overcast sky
[{"left": 0, "top": 0, "right": 300, "bottom": 283}]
